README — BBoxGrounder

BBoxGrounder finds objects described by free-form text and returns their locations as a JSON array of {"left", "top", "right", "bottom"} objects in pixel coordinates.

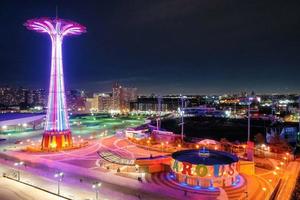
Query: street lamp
[
  {"left": 7, "top": 133, "right": 11, "bottom": 144},
  {"left": 92, "top": 182, "right": 102, "bottom": 200},
  {"left": 160, "top": 142, "right": 164, "bottom": 152},
  {"left": 1, "top": 125, "right": 7, "bottom": 132},
  {"left": 54, "top": 172, "right": 64, "bottom": 195},
  {"left": 262, "top": 187, "right": 267, "bottom": 199},
  {"left": 178, "top": 144, "right": 181, "bottom": 149},
  {"left": 280, "top": 161, "right": 284, "bottom": 169},
  {"left": 147, "top": 140, "right": 150, "bottom": 155},
  {"left": 135, "top": 164, "right": 139, "bottom": 172},
  {"left": 247, "top": 97, "right": 254, "bottom": 142},
  {"left": 14, "top": 161, "right": 24, "bottom": 181},
  {"left": 283, "top": 156, "right": 287, "bottom": 164},
  {"left": 273, "top": 171, "right": 278, "bottom": 182},
  {"left": 180, "top": 95, "right": 186, "bottom": 143}
]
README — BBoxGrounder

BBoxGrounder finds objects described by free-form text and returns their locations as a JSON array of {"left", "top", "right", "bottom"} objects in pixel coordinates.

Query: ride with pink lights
[{"left": 24, "top": 18, "right": 86, "bottom": 150}]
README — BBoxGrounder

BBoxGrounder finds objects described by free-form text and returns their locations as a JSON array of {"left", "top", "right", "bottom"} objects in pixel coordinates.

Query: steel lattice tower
[{"left": 25, "top": 18, "right": 86, "bottom": 150}]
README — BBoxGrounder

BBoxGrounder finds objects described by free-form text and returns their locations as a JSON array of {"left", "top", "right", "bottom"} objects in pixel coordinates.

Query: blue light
[
  {"left": 194, "top": 185, "right": 201, "bottom": 190},
  {"left": 180, "top": 182, "right": 188, "bottom": 186},
  {"left": 208, "top": 186, "right": 215, "bottom": 191}
]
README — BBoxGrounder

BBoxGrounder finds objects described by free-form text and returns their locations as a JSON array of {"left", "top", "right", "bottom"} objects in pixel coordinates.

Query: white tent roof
[
  {"left": 0, "top": 114, "right": 45, "bottom": 126},
  {"left": 197, "top": 139, "right": 219, "bottom": 145}
]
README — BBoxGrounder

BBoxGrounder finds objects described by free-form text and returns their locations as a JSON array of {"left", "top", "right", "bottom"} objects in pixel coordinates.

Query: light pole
[
  {"left": 14, "top": 161, "right": 24, "bottom": 181},
  {"left": 1, "top": 125, "right": 7, "bottom": 134},
  {"left": 92, "top": 182, "right": 102, "bottom": 200},
  {"left": 54, "top": 172, "right": 64, "bottom": 196},
  {"left": 262, "top": 187, "right": 267, "bottom": 200},
  {"left": 157, "top": 96, "right": 162, "bottom": 130},
  {"left": 161, "top": 142, "right": 164, "bottom": 152},
  {"left": 7, "top": 133, "right": 11, "bottom": 145},
  {"left": 135, "top": 164, "right": 139, "bottom": 172},
  {"left": 273, "top": 171, "right": 278, "bottom": 182},
  {"left": 298, "top": 96, "right": 300, "bottom": 145},
  {"left": 180, "top": 95, "right": 185, "bottom": 143},
  {"left": 147, "top": 140, "right": 150, "bottom": 156},
  {"left": 247, "top": 97, "right": 253, "bottom": 142}
]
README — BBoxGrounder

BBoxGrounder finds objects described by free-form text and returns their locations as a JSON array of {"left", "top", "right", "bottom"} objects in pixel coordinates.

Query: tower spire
[{"left": 56, "top": 5, "right": 58, "bottom": 19}]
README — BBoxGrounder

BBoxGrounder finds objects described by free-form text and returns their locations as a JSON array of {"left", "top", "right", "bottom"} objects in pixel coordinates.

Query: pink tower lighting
[{"left": 24, "top": 18, "right": 86, "bottom": 150}]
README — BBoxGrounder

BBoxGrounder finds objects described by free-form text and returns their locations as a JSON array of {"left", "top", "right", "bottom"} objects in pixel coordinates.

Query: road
[
  {"left": 0, "top": 175, "right": 62, "bottom": 200},
  {"left": 276, "top": 160, "right": 300, "bottom": 200}
]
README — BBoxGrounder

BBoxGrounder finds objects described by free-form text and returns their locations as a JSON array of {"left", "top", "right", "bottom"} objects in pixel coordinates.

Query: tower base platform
[{"left": 41, "top": 130, "right": 73, "bottom": 150}]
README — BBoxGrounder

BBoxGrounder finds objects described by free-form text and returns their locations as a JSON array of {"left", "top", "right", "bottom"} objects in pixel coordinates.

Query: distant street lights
[
  {"left": 54, "top": 172, "right": 64, "bottom": 195},
  {"left": 14, "top": 161, "right": 24, "bottom": 181},
  {"left": 92, "top": 182, "right": 102, "bottom": 200}
]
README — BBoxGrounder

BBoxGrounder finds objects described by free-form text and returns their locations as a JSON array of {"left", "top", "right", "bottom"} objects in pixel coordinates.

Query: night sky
[{"left": 0, "top": 0, "right": 299, "bottom": 95}]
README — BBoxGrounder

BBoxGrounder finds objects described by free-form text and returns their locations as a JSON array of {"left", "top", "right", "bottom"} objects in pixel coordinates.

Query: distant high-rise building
[
  {"left": 0, "top": 87, "right": 31, "bottom": 108},
  {"left": 85, "top": 97, "right": 99, "bottom": 113},
  {"left": 28, "top": 89, "right": 46, "bottom": 106},
  {"left": 95, "top": 93, "right": 112, "bottom": 112},
  {"left": 112, "top": 82, "right": 137, "bottom": 113},
  {"left": 66, "top": 89, "right": 86, "bottom": 112}
]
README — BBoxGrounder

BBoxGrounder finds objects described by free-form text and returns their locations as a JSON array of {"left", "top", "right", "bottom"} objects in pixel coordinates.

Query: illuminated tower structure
[{"left": 24, "top": 18, "right": 86, "bottom": 150}]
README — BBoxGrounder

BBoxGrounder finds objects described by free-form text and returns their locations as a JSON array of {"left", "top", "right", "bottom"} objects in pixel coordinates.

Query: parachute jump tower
[{"left": 24, "top": 18, "right": 86, "bottom": 150}]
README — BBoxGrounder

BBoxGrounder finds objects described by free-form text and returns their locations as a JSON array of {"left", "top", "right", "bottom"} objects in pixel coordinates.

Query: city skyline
[
  {"left": 0, "top": 2, "right": 299, "bottom": 199},
  {"left": 0, "top": 1, "right": 299, "bottom": 94}
]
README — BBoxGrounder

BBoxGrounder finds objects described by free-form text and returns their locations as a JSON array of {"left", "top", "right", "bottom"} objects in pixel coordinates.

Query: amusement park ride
[{"left": 25, "top": 17, "right": 86, "bottom": 150}]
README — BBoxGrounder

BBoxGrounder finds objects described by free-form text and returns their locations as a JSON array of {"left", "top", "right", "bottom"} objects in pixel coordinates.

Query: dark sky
[{"left": 0, "top": 0, "right": 300, "bottom": 95}]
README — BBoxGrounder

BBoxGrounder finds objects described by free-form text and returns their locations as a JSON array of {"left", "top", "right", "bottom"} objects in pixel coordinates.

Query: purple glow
[{"left": 24, "top": 18, "right": 86, "bottom": 149}]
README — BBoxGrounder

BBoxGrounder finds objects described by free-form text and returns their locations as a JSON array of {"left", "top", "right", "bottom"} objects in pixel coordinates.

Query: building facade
[{"left": 112, "top": 82, "right": 137, "bottom": 113}]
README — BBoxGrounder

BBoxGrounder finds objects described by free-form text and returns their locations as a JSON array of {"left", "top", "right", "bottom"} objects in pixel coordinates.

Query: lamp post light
[
  {"left": 1, "top": 125, "right": 7, "bottom": 134},
  {"left": 54, "top": 172, "right": 64, "bottom": 196},
  {"left": 283, "top": 156, "right": 287, "bottom": 164},
  {"left": 147, "top": 140, "right": 150, "bottom": 155},
  {"left": 7, "top": 133, "right": 11, "bottom": 145},
  {"left": 161, "top": 142, "right": 164, "bottom": 152},
  {"left": 273, "top": 171, "right": 278, "bottom": 182},
  {"left": 285, "top": 152, "right": 290, "bottom": 161},
  {"left": 178, "top": 144, "right": 181, "bottom": 150},
  {"left": 262, "top": 187, "right": 267, "bottom": 200},
  {"left": 157, "top": 96, "right": 162, "bottom": 131},
  {"left": 298, "top": 96, "right": 300, "bottom": 145},
  {"left": 180, "top": 95, "right": 186, "bottom": 143},
  {"left": 247, "top": 97, "right": 254, "bottom": 142},
  {"left": 280, "top": 161, "right": 284, "bottom": 169},
  {"left": 92, "top": 182, "right": 102, "bottom": 200},
  {"left": 135, "top": 164, "right": 139, "bottom": 172},
  {"left": 14, "top": 161, "right": 24, "bottom": 181}
]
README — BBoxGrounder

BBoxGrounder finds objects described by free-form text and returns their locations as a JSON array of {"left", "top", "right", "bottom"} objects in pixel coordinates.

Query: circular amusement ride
[{"left": 170, "top": 148, "right": 240, "bottom": 188}]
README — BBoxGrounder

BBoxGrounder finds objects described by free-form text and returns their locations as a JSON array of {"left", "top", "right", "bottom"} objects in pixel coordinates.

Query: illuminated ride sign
[
  {"left": 171, "top": 159, "right": 237, "bottom": 178},
  {"left": 170, "top": 149, "right": 239, "bottom": 187}
]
